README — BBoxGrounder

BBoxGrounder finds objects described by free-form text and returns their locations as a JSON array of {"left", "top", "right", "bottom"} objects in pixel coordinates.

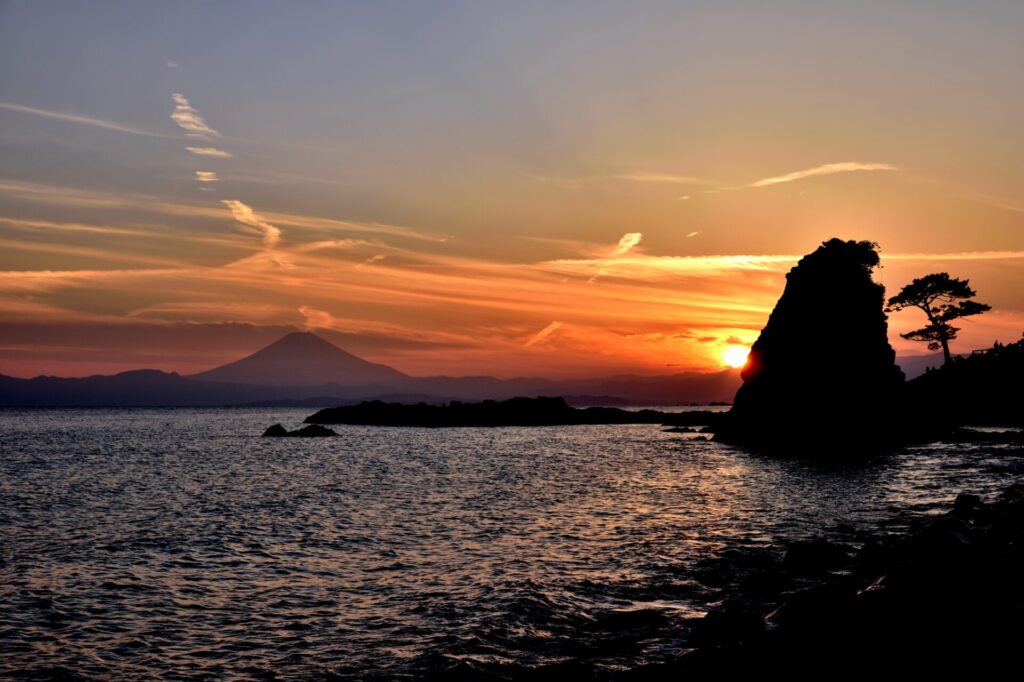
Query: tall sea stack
[{"left": 718, "top": 239, "right": 905, "bottom": 450}]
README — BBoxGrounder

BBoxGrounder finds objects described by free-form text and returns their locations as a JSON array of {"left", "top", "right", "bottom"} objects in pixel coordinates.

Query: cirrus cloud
[
  {"left": 525, "top": 321, "right": 563, "bottom": 347},
  {"left": 610, "top": 232, "right": 643, "bottom": 257},
  {"left": 0, "top": 101, "right": 171, "bottom": 138},
  {"left": 222, "top": 200, "right": 281, "bottom": 248},
  {"left": 748, "top": 162, "right": 898, "bottom": 188},
  {"left": 170, "top": 93, "right": 220, "bottom": 138},
  {"left": 186, "top": 146, "right": 233, "bottom": 158}
]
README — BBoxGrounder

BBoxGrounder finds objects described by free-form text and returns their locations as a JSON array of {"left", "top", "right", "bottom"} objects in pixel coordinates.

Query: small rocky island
[
  {"left": 303, "top": 396, "right": 717, "bottom": 428},
  {"left": 262, "top": 423, "right": 338, "bottom": 437}
]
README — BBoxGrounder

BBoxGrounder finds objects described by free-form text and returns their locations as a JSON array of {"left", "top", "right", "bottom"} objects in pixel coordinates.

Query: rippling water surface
[{"left": 2, "top": 408, "right": 1022, "bottom": 679}]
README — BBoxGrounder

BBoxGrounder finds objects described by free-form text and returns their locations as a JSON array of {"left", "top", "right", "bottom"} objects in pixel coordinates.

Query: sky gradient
[{"left": 2, "top": 1, "right": 1023, "bottom": 378}]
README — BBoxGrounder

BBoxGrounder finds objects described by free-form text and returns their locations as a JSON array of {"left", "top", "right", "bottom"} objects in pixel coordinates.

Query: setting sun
[{"left": 722, "top": 345, "right": 750, "bottom": 369}]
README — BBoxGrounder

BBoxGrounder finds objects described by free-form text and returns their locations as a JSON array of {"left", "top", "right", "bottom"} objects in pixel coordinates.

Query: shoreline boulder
[{"left": 262, "top": 423, "right": 338, "bottom": 437}]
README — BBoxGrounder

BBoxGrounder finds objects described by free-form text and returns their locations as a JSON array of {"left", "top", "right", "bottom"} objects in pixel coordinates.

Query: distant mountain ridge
[
  {"left": 190, "top": 331, "right": 407, "bottom": 386},
  {"left": 0, "top": 331, "right": 743, "bottom": 407}
]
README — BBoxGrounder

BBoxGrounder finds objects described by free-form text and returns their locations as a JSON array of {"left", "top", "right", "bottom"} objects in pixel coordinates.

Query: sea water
[{"left": 2, "top": 408, "right": 1021, "bottom": 678}]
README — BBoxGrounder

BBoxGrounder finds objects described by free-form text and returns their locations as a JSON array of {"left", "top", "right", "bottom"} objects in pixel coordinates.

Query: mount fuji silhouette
[{"left": 191, "top": 331, "right": 407, "bottom": 386}]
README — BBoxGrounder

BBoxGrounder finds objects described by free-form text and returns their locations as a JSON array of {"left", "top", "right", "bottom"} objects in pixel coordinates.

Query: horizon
[
  {"left": 0, "top": 325, "right": 964, "bottom": 382},
  {"left": 2, "top": 1, "right": 1024, "bottom": 379}
]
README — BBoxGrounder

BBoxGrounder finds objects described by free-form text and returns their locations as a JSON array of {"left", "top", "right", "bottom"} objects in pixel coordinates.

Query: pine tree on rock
[{"left": 886, "top": 273, "right": 991, "bottom": 365}]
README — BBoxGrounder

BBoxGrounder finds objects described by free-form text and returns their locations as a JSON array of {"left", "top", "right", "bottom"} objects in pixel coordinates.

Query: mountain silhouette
[
  {"left": 0, "top": 331, "right": 744, "bottom": 406},
  {"left": 190, "top": 331, "right": 407, "bottom": 386}
]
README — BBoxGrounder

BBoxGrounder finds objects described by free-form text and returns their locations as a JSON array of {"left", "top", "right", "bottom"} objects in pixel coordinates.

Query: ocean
[{"left": 2, "top": 408, "right": 1021, "bottom": 679}]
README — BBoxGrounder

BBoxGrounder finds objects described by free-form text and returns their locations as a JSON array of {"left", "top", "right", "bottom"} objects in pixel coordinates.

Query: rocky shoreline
[
  {"left": 419, "top": 480, "right": 1024, "bottom": 680},
  {"left": 641, "top": 482, "right": 1024, "bottom": 675}
]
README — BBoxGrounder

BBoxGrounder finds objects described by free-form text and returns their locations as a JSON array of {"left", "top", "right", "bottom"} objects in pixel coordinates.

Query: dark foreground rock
[
  {"left": 306, "top": 396, "right": 720, "bottom": 428},
  {"left": 262, "top": 423, "right": 337, "bottom": 437},
  {"left": 658, "top": 484, "right": 1024, "bottom": 673}
]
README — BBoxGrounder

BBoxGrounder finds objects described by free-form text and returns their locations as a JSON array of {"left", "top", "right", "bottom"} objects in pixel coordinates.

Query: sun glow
[{"left": 722, "top": 345, "right": 750, "bottom": 368}]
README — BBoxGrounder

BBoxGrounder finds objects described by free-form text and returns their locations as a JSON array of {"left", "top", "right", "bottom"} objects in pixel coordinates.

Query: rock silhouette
[
  {"left": 305, "top": 396, "right": 718, "bottom": 428},
  {"left": 717, "top": 239, "right": 905, "bottom": 449},
  {"left": 261, "top": 423, "right": 338, "bottom": 437}
]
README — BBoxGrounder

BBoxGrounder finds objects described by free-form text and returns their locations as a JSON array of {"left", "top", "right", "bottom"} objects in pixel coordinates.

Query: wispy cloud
[
  {"left": 588, "top": 232, "right": 644, "bottom": 281},
  {"left": 0, "top": 215, "right": 252, "bottom": 253},
  {"left": 610, "top": 232, "right": 642, "bottom": 257},
  {"left": 527, "top": 171, "right": 714, "bottom": 187},
  {"left": 258, "top": 210, "right": 450, "bottom": 244},
  {"left": 293, "top": 305, "right": 473, "bottom": 348},
  {"left": 0, "top": 179, "right": 136, "bottom": 209},
  {"left": 525, "top": 321, "right": 563, "bottom": 347},
  {"left": 0, "top": 101, "right": 170, "bottom": 138},
  {"left": 885, "top": 250, "right": 1024, "bottom": 262},
  {"left": 0, "top": 179, "right": 449, "bottom": 243},
  {"left": 195, "top": 171, "right": 219, "bottom": 183},
  {"left": 298, "top": 304, "right": 333, "bottom": 330},
  {"left": 686, "top": 231, "right": 701, "bottom": 238},
  {"left": 0, "top": 216, "right": 150, "bottom": 237},
  {"left": 748, "top": 162, "right": 898, "bottom": 188},
  {"left": 612, "top": 173, "right": 714, "bottom": 185},
  {"left": 166, "top": 60, "right": 178, "bottom": 69},
  {"left": 222, "top": 200, "right": 281, "bottom": 248},
  {"left": 186, "top": 146, "right": 233, "bottom": 158},
  {"left": 170, "top": 93, "right": 220, "bottom": 138},
  {"left": 0, "top": 237, "right": 189, "bottom": 268}
]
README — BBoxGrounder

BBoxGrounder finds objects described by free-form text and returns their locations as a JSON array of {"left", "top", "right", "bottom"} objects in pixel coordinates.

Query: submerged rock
[
  {"left": 262, "top": 423, "right": 337, "bottom": 437},
  {"left": 716, "top": 239, "right": 905, "bottom": 450}
]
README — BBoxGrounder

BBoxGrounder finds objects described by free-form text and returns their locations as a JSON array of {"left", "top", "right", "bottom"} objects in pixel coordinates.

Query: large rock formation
[{"left": 717, "top": 239, "right": 905, "bottom": 450}]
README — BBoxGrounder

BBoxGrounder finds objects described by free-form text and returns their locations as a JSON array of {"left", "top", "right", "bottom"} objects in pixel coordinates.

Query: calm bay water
[{"left": 2, "top": 408, "right": 1022, "bottom": 679}]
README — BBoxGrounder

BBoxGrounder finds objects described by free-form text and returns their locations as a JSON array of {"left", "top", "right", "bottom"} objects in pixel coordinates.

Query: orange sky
[{"left": 1, "top": 3, "right": 1023, "bottom": 378}]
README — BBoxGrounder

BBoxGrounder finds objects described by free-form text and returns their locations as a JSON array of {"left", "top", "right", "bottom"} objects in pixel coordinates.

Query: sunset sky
[{"left": 2, "top": 1, "right": 1023, "bottom": 378}]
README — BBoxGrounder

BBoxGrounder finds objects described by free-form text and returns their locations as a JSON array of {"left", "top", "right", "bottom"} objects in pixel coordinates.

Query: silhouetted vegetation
[
  {"left": 886, "top": 273, "right": 991, "bottom": 365},
  {"left": 904, "top": 335, "right": 1024, "bottom": 426}
]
